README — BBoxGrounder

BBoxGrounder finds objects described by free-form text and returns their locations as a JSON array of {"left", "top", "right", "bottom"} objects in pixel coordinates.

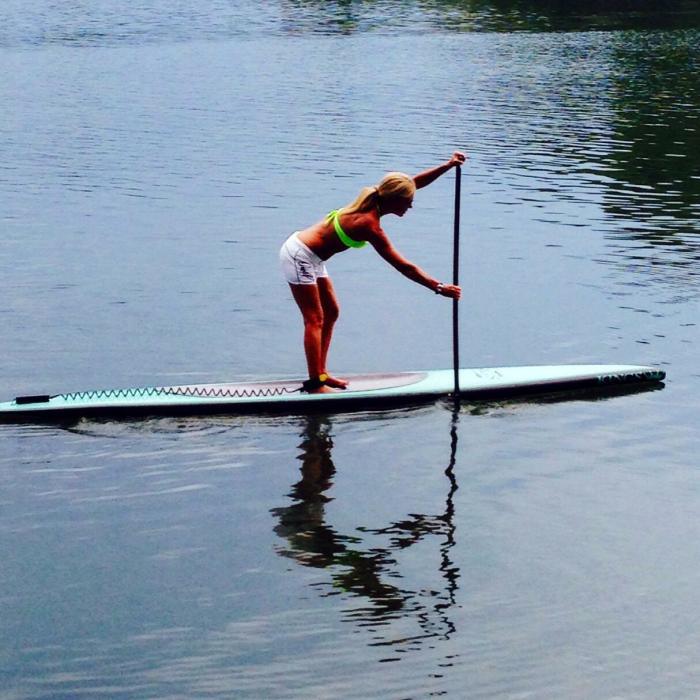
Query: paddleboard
[{"left": 0, "top": 364, "right": 664, "bottom": 422}]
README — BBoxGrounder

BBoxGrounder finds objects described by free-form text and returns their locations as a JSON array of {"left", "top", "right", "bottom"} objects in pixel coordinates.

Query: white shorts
[{"left": 279, "top": 232, "right": 329, "bottom": 285}]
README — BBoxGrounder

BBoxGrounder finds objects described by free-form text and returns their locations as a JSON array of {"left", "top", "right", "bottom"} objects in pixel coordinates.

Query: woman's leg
[
  {"left": 317, "top": 277, "right": 348, "bottom": 388},
  {"left": 289, "top": 283, "right": 334, "bottom": 393}
]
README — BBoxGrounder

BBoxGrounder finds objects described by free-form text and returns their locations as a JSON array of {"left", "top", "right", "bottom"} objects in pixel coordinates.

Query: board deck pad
[{"left": 0, "top": 365, "right": 665, "bottom": 422}]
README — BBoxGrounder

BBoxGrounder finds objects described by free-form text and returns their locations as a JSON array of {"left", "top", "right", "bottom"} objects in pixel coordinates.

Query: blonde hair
[{"left": 342, "top": 171, "right": 416, "bottom": 215}]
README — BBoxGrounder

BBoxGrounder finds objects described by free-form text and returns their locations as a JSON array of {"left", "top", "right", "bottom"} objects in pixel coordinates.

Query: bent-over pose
[{"left": 279, "top": 152, "right": 465, "bottom": 393}]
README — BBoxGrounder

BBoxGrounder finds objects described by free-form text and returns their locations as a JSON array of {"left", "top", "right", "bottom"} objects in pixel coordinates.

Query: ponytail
[{"left": 341, "top": 185, "right": 381, "bottom": 215}]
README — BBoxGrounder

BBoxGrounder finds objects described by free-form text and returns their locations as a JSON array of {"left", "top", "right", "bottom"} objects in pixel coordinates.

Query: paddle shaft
[{"left": 452, "top": 165, "right": 461, "bottom": 398}]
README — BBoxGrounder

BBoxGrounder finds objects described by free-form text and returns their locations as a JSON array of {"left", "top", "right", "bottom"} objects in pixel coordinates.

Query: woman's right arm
[{"left": 369, "top": 228, "right": 461, "bottom": 299}]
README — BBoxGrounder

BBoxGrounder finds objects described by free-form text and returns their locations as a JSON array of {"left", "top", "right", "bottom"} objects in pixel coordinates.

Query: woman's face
[{"left": 386, "top": 195, "right": 414, "bottom": 217}]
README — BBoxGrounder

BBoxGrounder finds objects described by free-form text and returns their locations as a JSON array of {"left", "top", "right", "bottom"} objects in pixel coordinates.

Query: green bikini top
[{"left": 327, "top": 209, "right": 367, "bottom": 249}]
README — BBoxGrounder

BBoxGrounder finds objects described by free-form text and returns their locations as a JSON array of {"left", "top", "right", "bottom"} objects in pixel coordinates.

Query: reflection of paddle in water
[
  {"left": 270, "top": 412, "right": 461, "bottom": 645},
  {"left": 357, "top": 408, "right": 460, "bottom": 641}
]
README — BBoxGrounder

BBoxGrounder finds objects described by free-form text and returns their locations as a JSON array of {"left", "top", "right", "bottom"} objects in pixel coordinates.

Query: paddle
[{"left": 452, "top": 164, "right": 461, "bottom": 404}]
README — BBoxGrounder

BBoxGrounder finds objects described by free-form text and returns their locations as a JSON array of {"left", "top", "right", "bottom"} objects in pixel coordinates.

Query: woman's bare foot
[{"left": 324, "top": 375, "right": 348, "bottom": 389}]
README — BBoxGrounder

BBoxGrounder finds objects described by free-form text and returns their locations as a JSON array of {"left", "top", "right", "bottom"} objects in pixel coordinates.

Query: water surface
[{"left": 2, "top": 2, "right": 700, "bottom": 698}]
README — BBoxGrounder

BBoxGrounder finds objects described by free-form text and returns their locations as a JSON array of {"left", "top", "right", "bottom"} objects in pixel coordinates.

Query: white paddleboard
[{"left": 0, "top": 365, "right": 665, "bottom": 422}]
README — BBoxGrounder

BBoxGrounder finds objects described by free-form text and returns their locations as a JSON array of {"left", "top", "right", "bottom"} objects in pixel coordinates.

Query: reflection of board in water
[{"left": 0, "top": 364, "right": 665, "bottom": 422}]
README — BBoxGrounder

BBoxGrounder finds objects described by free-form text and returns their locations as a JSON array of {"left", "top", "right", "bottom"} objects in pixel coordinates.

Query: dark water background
[{"left": 2, "top": 2, "right": 700, "bottom": 698}]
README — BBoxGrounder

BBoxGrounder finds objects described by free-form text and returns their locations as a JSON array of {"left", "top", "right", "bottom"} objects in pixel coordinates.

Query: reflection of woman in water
[
  {"left": 271, "top": 416, "right": 403, "bottom": 606},
  {"left": 271, "top": 415, "right": 460, "bottom": 625},
  {"left": 271, "top": 416, "right": 345, "bottom": 568}
]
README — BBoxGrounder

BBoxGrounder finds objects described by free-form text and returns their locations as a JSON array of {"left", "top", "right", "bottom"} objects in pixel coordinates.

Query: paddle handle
[{"left": 452, "top": 165, "right": 461, "bottom": 399}]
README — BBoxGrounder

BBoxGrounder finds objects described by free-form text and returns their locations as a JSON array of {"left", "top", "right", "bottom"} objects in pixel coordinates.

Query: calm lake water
[{"left": 2, "top": 2, "right": 700, "bottom": 698}]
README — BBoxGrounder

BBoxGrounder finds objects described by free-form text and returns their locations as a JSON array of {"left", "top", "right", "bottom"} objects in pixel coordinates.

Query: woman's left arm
[{"left": 413, "top": 151, "right": 466, "bottom": 190}]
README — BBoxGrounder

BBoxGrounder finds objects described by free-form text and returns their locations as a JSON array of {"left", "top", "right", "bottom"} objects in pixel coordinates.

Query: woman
[{"left": 280, "top": 152, "right": 465, "bottom": 393}]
